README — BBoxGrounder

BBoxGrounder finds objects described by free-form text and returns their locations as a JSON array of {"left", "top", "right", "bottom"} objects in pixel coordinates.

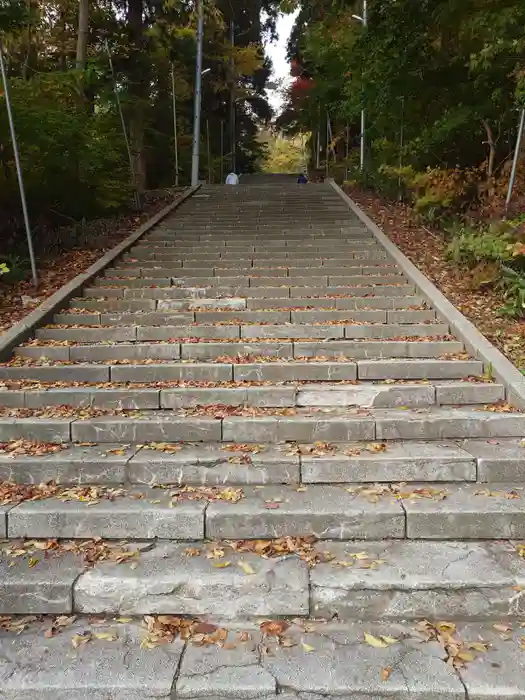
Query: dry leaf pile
[
  {"left": 0, "top": 483, "right": 126, "bottom": 507},
  {"left": 413, "top": 620, "right": 490, "bottom": 668},
  {"left": 0, "top": 440, "right": 69, "bottom": 457},
  {"left": 200, "top": 535, "right": 333, "bottom": 568}
]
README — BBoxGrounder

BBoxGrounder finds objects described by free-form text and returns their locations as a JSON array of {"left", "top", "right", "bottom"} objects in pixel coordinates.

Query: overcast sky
[{"left": 265, "top": 11, "right": 298, "bottom": 113}]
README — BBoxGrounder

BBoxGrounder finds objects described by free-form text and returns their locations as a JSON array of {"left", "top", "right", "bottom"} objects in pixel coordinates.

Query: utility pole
[
  {"left": 191, "top": 0, "right": 204, "bottom": 186},
  {"left": 353, "top": 0, "right": 367, "bottom": 170},
  {"left": 360, "top": 0, "right": 367, "bottom": 171},
  {"left": 171, "top": 62, "right": 179, "bottom": 187},
  {"left": 229, "top": 18, "right": 236, "bottom": 173},
  {"left": 506, "top": 108, "right": 525, "bottom": 213},
  {"left": 0, "top": 40, "right": 38, "bottom": 288}
]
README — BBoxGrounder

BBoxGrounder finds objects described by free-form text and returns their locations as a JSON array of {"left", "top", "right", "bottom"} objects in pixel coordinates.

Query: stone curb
[
  {"left": 329, "top": 180, "right": 525, "bottom": 410},
  {"left": 0, "top": 186, "right": 200, "bottom": 361}
]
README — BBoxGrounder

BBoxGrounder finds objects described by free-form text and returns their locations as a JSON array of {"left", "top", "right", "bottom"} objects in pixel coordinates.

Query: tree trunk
[
  {"left": 76, "top": 0, "right": 89, "bottom": 70},
  {"left": 127, "top": 0, "right": 148, "bottom": 193},
  {"left": 482, "top": 119, "right": 496, "bottom": 180}
]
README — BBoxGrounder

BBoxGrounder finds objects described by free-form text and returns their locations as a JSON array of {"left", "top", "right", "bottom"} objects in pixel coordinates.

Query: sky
[{"left": 265, "top": 11, "right": 299, "bottom": 113}]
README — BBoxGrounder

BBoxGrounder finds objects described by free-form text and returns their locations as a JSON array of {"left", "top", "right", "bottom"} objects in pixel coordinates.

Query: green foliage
[
  {"left": 499, "top": 266, "right": 525, "bottom": 318},
  {"left": 446, "top": 226, "right": 513, "bottom": 267},
  {"left": 0, "top": 71, "right": 130, "bottom": 226},
  {"left": 262, "top": 134, "right": 307, "bottom": 173},
  {"left": 283, "top": 0, "right": 525, "bottom": 198}
]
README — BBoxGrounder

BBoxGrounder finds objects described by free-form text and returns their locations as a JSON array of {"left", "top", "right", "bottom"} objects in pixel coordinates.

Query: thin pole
[
  {"left": 191, "top": 0, "right": 204, "bottom": 186},
  {"left": 360, "top": 0, "right": 368, "bottom": 171},
  {"left": 325, "top": 112, "right": 329, "bottom": 178},
  {"left": 171, "top": 62, "right": 179, "bottom": 187},
  {"left": 229, "top": 19, "right": 236, "bottom": 173},
  {"left": 506, "top": 108, "right": 525, "bottom": 213},
  {"left": 0, "top": 41, "right": 38, "bottom": 287},
  {"left": 345, "top": 123, "right": 350, "bottom": 180},
  {"left": 105, "top": 40, "right": 140, "bottom": 209},
  {"left": 206, "top": 118, "right": 212, "bottom": 183},
  {"left": 316, "top": 127, "right": 320, "bottom": 169},
  {"left": 398, "top": 96, "right": 405, "bottom": 200},
  {"left": 220, "top": 118, "right": 224, "bottom": 182}
]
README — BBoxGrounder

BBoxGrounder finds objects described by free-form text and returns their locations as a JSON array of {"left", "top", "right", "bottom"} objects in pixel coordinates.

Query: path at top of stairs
[{"left": 0, "top": 177, "right": 524, "bottom": 699}]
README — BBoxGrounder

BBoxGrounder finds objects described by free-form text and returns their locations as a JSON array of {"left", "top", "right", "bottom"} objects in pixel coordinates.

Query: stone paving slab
[
  {"left": 461, "top": 438, "right": 525, "bottom": 481},
  {"left": 70, "top": 343, "right": 182, "bottom": 361},
  {"left": 456, "top": 623, "right": 525, "bottom": 699},
  {"left": 22, "top": 388, "right": 161, "bottom": 409},
  {"left": 357, "top": 358, "right": 484, "bottom": 379},
  {"left": 128, "top": 443, "right": 300, "bottom": 486},
  {"left": 0, "top": 444, "right": 136, "bottom": 484},
  {"left": 75, "top": 542, "right": 309, "bottom": 617},
  {"left": 0, "top": 619, "right": 185, "bottom": 700},
  {"left": 110, "top": 363, "right": 233, "bottom": 382},
  {"left": 136, "top": 325, "right": 240, "bottom": 341},
  {"left": 248, "top": 295, "right": 426, "bottom": 309},
  {"left": 71, "top": 414, "right": 222, "bottom": 443},
  {"left": 206, "top": 485, "right": 405, "bottom": 540},
  {"left": 310, "top": 540, "right": 525, "bottom": 620},
  {"left": 221, "top": 415, "right": 375, "bottom": 442},
  {"left": 300, "top": 440, "right": 476, "bottom": 483},
  {"left": 180, "top": 341, "right": 293, "bottom": 360},
  {"left": 37, "top": 326, "right": 137, "bottom": 342},
  {"left": 296, "top": 383, "right": 436, "bottom": 408},
  {"left": 0, "top": 418, "right": 71, "bottom": 442},
  {"left": 403, "top": 482, "right": 525, "bottom": 539},
  {"left": 8, "top": 490, "right": 205, "bottom": 539},
  {"left": 0, "top": 364, "right": 110, "bottom": 381},
  {"left": 160, "top": 386, "right": 296, "bottom": 408},
  {"left": 0, "top": 549, "right": 83, "bottom": 614},
  {"left": 232, "top": 362, "right": 357, "bottom": 381},
  {"left": 258, "top": 621, "right": 465, "bottom": 700},
  {"left": 374, "top": 407, "right": 525, "bottom": 439},
  {"left": 294, "top": 340, "right": 464, "bottom": 359}
]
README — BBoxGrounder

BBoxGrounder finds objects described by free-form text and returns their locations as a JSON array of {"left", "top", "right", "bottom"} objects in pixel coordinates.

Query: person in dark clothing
[{"left": 297, "top": 173, "right": 308, "bottom": 184}]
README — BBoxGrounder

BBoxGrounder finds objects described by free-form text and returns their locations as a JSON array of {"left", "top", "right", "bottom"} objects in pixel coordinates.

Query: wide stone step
[
  {"left": 38, "top": 322, "right": 450, "bottom": 342},
  {"left": 82, "top": 284, "right": 417, "bottom": 299},
  {"left": 3, "top": 404, "right": 520, "bottom": 444},
  {"left": 4, "top": 483, "right": 525, "bottom": 541},
  {"left": 17, "top": 338, "right": 465, "bottom": 362},
  {"left": 0, "top": 381, "right": 504, "bottom": 411},
  {"left": 3, "top": 438, "right": 522, "bottom": 485},
  {"left": 2, "top": 539, "right": 523, "bottom": 619},
  {"left": 1, "top": 617, "right": 523, "bottom": 699},
  {"left": 0, "top": 357, "right": 484, "bottom": 384}
]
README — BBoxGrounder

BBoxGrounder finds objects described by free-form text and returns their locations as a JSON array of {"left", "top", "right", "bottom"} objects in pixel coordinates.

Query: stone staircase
[{"left": 1, "top": 180, "right": 524, "bottom": 697}]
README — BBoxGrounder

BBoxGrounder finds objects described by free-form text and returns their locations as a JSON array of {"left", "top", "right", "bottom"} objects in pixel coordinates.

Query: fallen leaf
[
  {"left": 301, "top": 642, "right": 315, "bottom": 652},
  {"left": 238, "top": 561, "right": 255, "bottom": 575},
  {"left": 364, "top": 633, "right": 389, "bottom": 648},
  {"left": 381, "top": 667, "right": 393, "bottom": 681},
  {"left": 260, "top": 620, "right": 290, "bottom": 637}
]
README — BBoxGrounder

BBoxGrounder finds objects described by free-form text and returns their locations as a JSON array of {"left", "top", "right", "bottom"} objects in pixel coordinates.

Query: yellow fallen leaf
[
  {"left": 380, "top": 635, "right": 398, "bottom": 646},
  {"left": 301, "top": 642, "right": 315, "bottom": 652},
  {"left": 28, "top": 557, "right": 39, "bottom": 568},
  {"left": 238, "top": 561, "right": 255, "bottom": 575},
  {"left": 71, "top": 633, "right": 92, "bottom": 649},
  {"left": 456, "top": 651, "right": 475, "bottom": 662},
  {"left": 213, "top": 561, "right": 231, "bottom": 568},
  {"left": 94, "top": 632, "right": 118, "bottom": 641},
  {"left": 115, "top": 617, "right": 132, "bottom": 623},
  {"left": 364, "top": 633, "right": 388, "bottom": 648}
]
